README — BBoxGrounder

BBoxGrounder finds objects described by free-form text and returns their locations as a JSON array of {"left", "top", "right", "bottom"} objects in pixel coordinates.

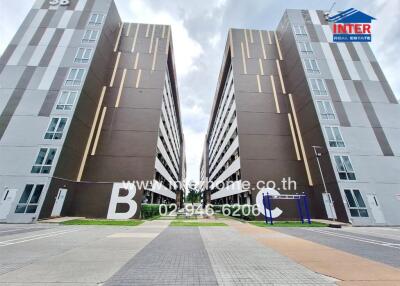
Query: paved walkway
[
  {"left": 2, "top": 219, "right": 400, "bottom": 285},
  {"left": 200, "top": 226, "right": 334, "bottom": 285},
  {"left": 228, "top": 220, "right": 400, "bottom": 286},
  {"left": 105, "top": 223, "right": 333, "bottom": 286},
  {"left": 105, "top": 227, "right": 219, "bottom": 286},
  {"left": 0, "top": 220, "right": 169, "bottom": 285},
  {"left": 275, "top": 226, "right": 400, "bottom": 268}
]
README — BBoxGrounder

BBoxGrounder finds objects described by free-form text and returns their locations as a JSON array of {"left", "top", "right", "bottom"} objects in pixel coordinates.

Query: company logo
[
  {"left": 328, "top": 8, "right": 376, "bottom": 42},
  {"left": 49, "top": 0, "right": 70, "bottom": 6}
]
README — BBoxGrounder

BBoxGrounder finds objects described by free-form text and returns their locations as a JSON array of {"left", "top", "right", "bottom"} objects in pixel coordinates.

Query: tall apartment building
[
  {"left": 0, "top": 0, "right": 185, "bottom": 223},
  {"left": 201, "top": 9, "right": 400, "bottom": 226}
]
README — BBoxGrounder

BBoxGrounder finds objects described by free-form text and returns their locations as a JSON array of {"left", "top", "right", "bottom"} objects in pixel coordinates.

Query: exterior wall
[
  {"left": 280, "top": 9, "right": 400, "bottom": 225},
  {"left": 0, "top": 0, "right": 115, "bottom": 223},
  {"left": 277, "top": 10, "right": 349, "bottom": 222},
  {"left": 0, "top": 0, "right": 185, "bottom": 222},
  {"left": 202, "top": 10, "right": 400, "bottom": 225},
  {"left": 230, "top": 28, "right": 310, "bottom": 213},
  {"left": 204, "top": 29, "right": 314, "bottom": 219}
]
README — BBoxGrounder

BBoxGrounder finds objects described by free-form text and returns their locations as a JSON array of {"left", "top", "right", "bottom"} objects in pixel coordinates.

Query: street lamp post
[{"left": 312, "top": 145, "right": 336, "bottom": 221}]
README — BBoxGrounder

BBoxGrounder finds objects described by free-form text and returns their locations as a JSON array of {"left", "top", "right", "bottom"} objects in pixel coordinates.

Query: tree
[{"left": 185, "top": 181, "right": 201, "bottom": 204}]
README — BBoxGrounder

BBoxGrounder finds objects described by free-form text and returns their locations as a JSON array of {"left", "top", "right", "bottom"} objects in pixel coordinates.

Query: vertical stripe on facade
[
  {"left": 270, "top": 75, "right": 280, "bottom": 113},
  {"left": 325, "top": 79, "right": 351, "bottom": 127},
  {"left": 0, "top": 67, "right": 36, "bottom": 139},
  {"left": 259, "top": 30, "right": 266, "bottom": 60},
  {"left": 240, "top": 42, "right": 247, "bottom": 74},
  {"left": 0, "top": 45, "right": 17, "bottom": 74},
  {"left": 131, "top": 23, "right": 140, "bottom": 52},
  {"left": 370, "top": 62, "right": 398, "bottom": 103},
  {"left": 38, "top": 67, "right": 69, "bottom": 116},
  {"left": 288, "top": 113, "right": 301, "bottom": 160},
  {"left": 114, "top": 22, "right": 124, "bottom": 52},
  {"left": 91, "top": 107, "right": 107, "bottom": 155},
  {"left": 329, "top": 43, "right": 351, "bottom": 80},
  {"left": 288, "top": 93, "right": 313, "bottom": 186},
  {"left": 274, "top": 31, "right": 283, "bottom": 60},
  {"left": 77, "top": 86, "right": 106, "bottom": 181},
  {"left": 109, "top": 52, "right": 121, "bottom": 87},
  {"left": 353, "top": 81, "right": 394, "bottom": 156},
  {"left": 115, "top": 68, "right": 127, "bottom": 107},
  {"left": 38, "top": 29, "right": 64, "bottom": 67}
]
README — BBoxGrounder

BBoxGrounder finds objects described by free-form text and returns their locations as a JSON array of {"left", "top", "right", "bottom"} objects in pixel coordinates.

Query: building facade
[
  {"left": 201, "top": 9, "right": 400, "bottom": 226},
  {"left": 0, "top": 0, "right": 185, "bottom": 223}
]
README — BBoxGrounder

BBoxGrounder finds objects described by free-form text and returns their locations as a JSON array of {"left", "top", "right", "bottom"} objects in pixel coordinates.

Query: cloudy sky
[{"left": 1, "top": 0, "right": 399, "bottom": 183}]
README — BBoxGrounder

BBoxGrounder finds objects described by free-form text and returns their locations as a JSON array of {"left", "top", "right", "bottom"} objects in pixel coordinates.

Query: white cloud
[
  {"left": 116, "top": 0, "right": 203, "bottom": 80},
  {"left": 209, "top": 33, "right": 221, "bottom": 48},
  {"left": 367, "top": 1, "right": 400, "bottom": 98},
  {"left": 182, "top": 104, "right": 208, "bottom": 122},
  {"left": 183, "top": 127, "right": 206, "bottom": 183}
]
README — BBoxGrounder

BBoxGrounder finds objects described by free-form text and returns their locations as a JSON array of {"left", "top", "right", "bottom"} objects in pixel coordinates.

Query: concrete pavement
[
  {"left": 1, "top": 219, "right": 400, "bottom": 285},
  {"left": 227, "top": 220, "right": 400, "bottom": 286},
  {"left": 200, "top": 225, "right": 335, "bottom": 285},
  {"left": 0, "top": 220, "right": 169, "bottom": 285},
  {"left": 105, "top": 227, "right": 219, "bottom": 286},
  {"left": 275, "top": 226, "right": 400, "bottom": 268}
]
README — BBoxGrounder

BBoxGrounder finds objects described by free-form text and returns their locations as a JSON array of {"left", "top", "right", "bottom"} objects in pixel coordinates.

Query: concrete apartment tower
[
  {"left": 201, "top": 9, "right": 400, "bottom": 226},
  {"left": 0, "top": 0, "right": 185, "bottom": 223}
]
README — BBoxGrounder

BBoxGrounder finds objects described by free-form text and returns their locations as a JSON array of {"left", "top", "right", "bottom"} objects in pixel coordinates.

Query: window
[
  {"left": 88, "top": 13, "right": 104, "bottom": 26},
  {"left": 44, "top": 117, "right": 67, "bottom": 140},
  {"left": 344, "top": 189, "right": 368, "bottom": 217},
  {"left": 325, "top": 126, "right": 345, "bottom": 147},
  {"left": 310, "top": 78, "right": 328, "bottom": 96},
  {"left": 334, "top": 155, "right": 356, "bottom": 180},
  {"left": 316, "top": 100, "right": 335, "bottom": 120},
  {"left": 298, "top": 41, "right": 313, "bottom": 54},
  {"left": 82, "top": 29, "right": 98, "bottom": 43},
  {"left": 56, "top": 91, "right": 77, "bottom": 110},
  {"left": 65, "top": 68, "right": 85, "bottom": 86},
  {"left": 31, "top": 148, "right": 57, "bottom": 174},
  {"left": 293, "top": 25, "right": 307, "bottom": 36},
  {"left": 15, "top": 184, "right": 44, "bottom": 214},
  {"left": 303, "top": 58, "right": 320, "bottom": 73},
  {"left": 74, "top": 47, "right": 92, "bottom": 64}
]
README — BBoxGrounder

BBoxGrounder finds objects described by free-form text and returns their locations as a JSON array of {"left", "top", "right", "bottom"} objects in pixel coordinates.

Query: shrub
[
  {"left": 140, "top": 204, "right": 175, "bottom": 219},
  {"left": 212, "top": 204, "right": 256, "bottom": 221}
]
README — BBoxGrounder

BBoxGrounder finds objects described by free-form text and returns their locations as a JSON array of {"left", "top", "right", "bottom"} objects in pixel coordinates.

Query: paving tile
[
  {"left": 200, "top": 226, "right": 335, "bottom": 285},
  {"left": 105, "top": 227, "right": 218, "bottom": 286}
]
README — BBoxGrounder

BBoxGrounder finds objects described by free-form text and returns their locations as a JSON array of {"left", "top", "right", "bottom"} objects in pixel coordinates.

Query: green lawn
[
  {"left": 170, "top": 221, "right": 227, "bottom": 227},
  {"left": 60, "top": 219, "right": 144, "bottom": 226},
  {"left": 175, "top": 215, "right": 198, "bottom": 220},
  {"left": 250, "top": 220, "right": 327, "bottom": 227}
]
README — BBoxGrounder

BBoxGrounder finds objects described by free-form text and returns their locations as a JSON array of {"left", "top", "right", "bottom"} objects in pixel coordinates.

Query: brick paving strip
[
  {"left": 106, "top": 221, "right": 334, "bottom": 286},
  {"left": 199, "top": 225, "right": 335, "bottom": 285},
  {"left": 104, "top": 227, "right": 219, "bottom": 286},
  {"left": 227, "top": 220, "right": 400, "bottom": 286}
]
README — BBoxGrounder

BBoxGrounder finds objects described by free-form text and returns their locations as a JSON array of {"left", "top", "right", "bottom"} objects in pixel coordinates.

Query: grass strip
[
  {"left": 60, "top": 219, "right": 143, "bottom": 226},
  {"left": 250, "top": 220, "right": 327, "bottom": 227}
]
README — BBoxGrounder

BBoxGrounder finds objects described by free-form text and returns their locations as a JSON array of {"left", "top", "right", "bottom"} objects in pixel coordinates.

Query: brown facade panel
[
  {"left": 240, "top": 159, "right": 309, "bottom": 190},
  {"left": 94, "top": 130, "right": 158, "bottom": 157},
  {"left": 83, "top": 156, "right": 156, "bottom": 182},
  {"left": 239, "top": 134, "right": 301, "bottom": 161},
  {"left": 237, "top": 111, "right": 291, "bottom": 136},
  {"left": 235, "top": 92, "right": 286, "bottom": 114}
]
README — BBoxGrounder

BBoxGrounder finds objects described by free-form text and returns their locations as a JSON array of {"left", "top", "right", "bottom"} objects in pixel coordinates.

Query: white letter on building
[{"left": 107, "top": 183, "right": 138, "bottom": 219}]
